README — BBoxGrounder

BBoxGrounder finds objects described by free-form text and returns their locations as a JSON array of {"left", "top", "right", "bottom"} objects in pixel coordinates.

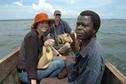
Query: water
[
  {"left": 0, "top": 20, "right": 31, "bottom": 59},
  {"left": 0, "top": 19, "right": 126, "bottom": 76}
]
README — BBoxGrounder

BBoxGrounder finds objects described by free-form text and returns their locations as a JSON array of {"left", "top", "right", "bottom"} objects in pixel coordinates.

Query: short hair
[
  {"left": 54, "top": 10, "right": 61, "bottom": 15},
  {"left": 80, "top": 10, "right": 101, "bottom": 32}
]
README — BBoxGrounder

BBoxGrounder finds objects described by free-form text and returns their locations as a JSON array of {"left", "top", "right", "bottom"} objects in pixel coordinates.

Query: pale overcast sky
[{"left": 0, "top": 0, "right": 125, "bottom": 20}]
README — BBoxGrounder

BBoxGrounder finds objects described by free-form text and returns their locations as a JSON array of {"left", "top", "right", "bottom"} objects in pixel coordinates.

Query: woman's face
[{"left": 37, "top": 21, "right": 49, "bottom": 33}]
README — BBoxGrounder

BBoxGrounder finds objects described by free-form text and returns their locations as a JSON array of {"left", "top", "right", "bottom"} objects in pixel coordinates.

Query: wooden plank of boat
[
  {"left": 101, "top": 62, "right": 126, "bottom": 84},
  {"left": 0, "top": 48, "right": 20, "bottom": 84},
  {"left": 0, "top": 48, "right": 126, "bottom": 84}
]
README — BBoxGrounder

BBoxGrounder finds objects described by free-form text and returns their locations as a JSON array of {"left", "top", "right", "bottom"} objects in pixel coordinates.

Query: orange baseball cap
[{"left": 32, "top": 13, "right": 54, "bottom": 29}]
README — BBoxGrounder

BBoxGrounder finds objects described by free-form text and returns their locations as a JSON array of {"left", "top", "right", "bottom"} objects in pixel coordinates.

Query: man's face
[
  {"left": 54, "top": 13, "right": 61, "bottom": 21},
  {"left": 76, "top": 15, "right": 95, "bottom": 40}
]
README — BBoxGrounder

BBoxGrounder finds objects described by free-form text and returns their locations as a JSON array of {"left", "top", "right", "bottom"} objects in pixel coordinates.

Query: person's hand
[
  {"left": 31, "top": 79, "right": 37, "bottom": 84},
  {"left": 44, "top": 39, "right": 55, "bottom": 47}
]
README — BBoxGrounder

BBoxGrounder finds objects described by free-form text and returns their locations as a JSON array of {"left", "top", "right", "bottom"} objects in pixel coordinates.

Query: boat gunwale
[
  {"left": 105, "top": 62, "right": 126, "bottom": 84},
  {"left": 0, "top": 48, "right": 20, "bottom": 63},
  {"left": 0, "top": 48, "right": 20, "bottom": 83}
]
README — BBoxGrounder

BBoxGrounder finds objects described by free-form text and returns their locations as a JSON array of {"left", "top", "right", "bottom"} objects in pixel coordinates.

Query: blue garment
[
  {"left": 50, "top": 20, "right": 72, "bottom": 38},
  {"left": 67, "top": 37, "right": 105, "bottom": 84},
  {"left": 18, "top": 59, "right": 64, "bottom": 84}
]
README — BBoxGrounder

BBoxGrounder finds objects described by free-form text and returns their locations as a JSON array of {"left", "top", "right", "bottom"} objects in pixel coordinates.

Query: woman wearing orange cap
[{"left": 17, "top": 13, "right": 65, "bottom": 84}]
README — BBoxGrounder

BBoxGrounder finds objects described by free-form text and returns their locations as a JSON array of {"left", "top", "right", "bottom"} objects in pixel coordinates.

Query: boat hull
[{"left": 0, "top": 49, "right": 126, "bottom": 84}]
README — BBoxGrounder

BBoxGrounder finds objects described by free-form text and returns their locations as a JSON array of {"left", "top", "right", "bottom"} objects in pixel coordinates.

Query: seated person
[
  {"left": 49, "top": 10, "right": 74, "bottom": 56},
  {"left": 50, "top": 10, "right": 72, "bottom": 41},
  {"left": 40, "top": 10, "right": 105, "bottom": 84},
  {"left": 17, "top": 13, "right": 65, "bottom": 84}
]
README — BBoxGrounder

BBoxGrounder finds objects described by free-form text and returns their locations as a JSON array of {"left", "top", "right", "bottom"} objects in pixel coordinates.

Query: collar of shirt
[{"left": 79, "top": 37, "right": 96, "bottom": 58}]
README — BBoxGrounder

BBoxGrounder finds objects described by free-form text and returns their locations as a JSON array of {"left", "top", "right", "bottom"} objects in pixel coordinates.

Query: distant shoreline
[{"left": 0, "top": 18, "right": 126, "bottom": 21}]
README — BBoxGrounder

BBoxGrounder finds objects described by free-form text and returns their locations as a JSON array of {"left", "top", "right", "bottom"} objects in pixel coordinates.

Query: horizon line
[{"left": 0, "top": 18, "right": 126, "bottom": 21}]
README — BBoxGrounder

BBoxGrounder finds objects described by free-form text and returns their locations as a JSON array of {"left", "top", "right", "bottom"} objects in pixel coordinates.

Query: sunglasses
[{"left": 55, "top": 14, "right": 61, "bottom": 16}]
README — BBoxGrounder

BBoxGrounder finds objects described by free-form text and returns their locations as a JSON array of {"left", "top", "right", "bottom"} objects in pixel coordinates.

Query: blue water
[{"left": 0, "top": 19, "right": 126, "bottom": 76}]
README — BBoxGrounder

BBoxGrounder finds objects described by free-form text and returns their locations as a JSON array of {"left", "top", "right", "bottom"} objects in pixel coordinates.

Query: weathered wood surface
[
  {"left": 0, "top": 48, "right": 126, "bottom": 84},
  {"left": 101, "top": 62, "right": 126, "bottom": 84},
  {"left": 0, "top": 48, "right": 20, "bottom": 84}
]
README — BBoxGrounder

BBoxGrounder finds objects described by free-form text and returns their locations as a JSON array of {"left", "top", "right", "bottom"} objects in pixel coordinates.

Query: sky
[{"left": 0, "top": 0, "right": 125, "bottom": 20}]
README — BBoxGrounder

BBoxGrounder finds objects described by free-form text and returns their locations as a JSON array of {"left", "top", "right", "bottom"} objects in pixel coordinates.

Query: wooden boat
[{"left": 0, "top": 48, "right": 126, "bottom": 84}]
